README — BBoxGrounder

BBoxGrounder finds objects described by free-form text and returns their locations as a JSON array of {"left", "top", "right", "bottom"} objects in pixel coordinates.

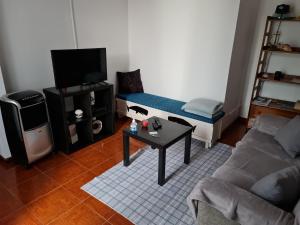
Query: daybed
[{"left": 116, "top": 93, "right": 224, "bottom": 148}]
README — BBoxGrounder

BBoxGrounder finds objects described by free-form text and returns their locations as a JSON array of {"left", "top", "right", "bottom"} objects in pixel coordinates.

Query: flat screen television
[{"left": 51, "top": 48, "right": 107, "bottom": 89}]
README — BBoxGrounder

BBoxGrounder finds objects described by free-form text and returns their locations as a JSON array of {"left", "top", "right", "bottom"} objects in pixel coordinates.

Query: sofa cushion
[
  {"left": 275, "top": 116, "right": 300, "bottom": 158},
  {"left": 253, "top": 114, "right": 290, "bottom": 136},
  {"left": 251, "top": 165, "right": 300, "bottom": 211},
  {"left": 213, "top": 144, "right": 290, "bottom": 190},
  {"left": 117, "top": 69, "right": 144, "bottom": 93},
  {"left": 237, "top": 129, "right": 293, "bottom": 162}
]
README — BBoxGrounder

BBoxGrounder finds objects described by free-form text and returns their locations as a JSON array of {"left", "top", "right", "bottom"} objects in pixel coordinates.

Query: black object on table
[{"left": 123, "top": 117, "right": 193, "bottom": 186}]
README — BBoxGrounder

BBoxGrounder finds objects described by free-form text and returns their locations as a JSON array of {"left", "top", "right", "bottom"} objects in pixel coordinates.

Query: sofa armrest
[
  {"left": 187, "top": 177, "right": 294, "bottom": 225},
  {"left": 196, "top": 201, "right": 240, "bottom": 225}
]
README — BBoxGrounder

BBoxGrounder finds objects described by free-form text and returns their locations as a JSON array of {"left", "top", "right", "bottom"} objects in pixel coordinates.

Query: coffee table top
[{"left": 123, "top": 117, "right": 193, "bottom": 149}]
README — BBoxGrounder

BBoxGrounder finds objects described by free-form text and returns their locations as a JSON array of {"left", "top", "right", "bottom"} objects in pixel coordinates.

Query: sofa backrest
[{"left": 253, "top": 114, "right": 290, "bottom": 136}]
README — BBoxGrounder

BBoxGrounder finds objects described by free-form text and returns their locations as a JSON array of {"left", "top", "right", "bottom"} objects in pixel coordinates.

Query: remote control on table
[
  {"left": 152, "top": 122, "right": 160, "bottom": 130},
  {"left": 152, "top": 118, "right": 162, "bottom": 130},
  {"left": 154, "top": 119, "right": 162, "bottom": 128}
]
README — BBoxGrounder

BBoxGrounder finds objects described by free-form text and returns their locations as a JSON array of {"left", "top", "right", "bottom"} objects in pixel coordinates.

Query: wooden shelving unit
[
  {"left": 257, "top": 73, "right": 300, "bottom": 85},
  {"left": 268, "top": 17, "right": 300, "bottom": 22},
  {"left": 248, "top": 16, "right": 300, "bottom": 127},
  {"left": 263, "top": 46, "right": 300, "bottom": 54}
]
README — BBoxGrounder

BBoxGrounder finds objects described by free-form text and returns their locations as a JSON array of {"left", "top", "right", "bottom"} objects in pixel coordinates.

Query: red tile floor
[{"left": 0, "top": 118, "right": 246, "bottom": 225}]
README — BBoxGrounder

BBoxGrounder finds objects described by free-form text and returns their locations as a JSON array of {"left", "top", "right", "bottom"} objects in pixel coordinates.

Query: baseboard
[
  {"left": 222, "top": 106, "right": 241, "bottom": 131},
  {"left": 238, "top": 117, "right": 248, "bottom": 125},
  {"left": 0, "top": 154, "right": 12, "bottom": 161}
]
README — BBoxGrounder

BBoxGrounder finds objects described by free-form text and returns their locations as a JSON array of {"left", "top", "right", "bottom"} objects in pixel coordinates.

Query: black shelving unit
[{"left": 43, "top": 83, "right": 115, "bottom": 153}]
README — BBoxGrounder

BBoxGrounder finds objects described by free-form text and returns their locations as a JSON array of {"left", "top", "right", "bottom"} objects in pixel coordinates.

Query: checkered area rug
[{"left": 81, "top": 139, "right": 232, "bottom": 225}]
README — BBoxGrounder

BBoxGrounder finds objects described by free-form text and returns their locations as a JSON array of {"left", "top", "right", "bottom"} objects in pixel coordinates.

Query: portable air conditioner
[{"left": 0, "top": 90, "right": 53, "bottom": 167}]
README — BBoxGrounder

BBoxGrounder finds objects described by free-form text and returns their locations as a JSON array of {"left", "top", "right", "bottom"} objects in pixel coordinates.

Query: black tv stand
[
  {"left": 43, "top": 83, "right": 115, "bottom": 153},
  {"left": 97, "top": 81, "right": 109, "bottom": 86},
  {"left": 81, "top": 81, "right": 108, "bottom": 87}
]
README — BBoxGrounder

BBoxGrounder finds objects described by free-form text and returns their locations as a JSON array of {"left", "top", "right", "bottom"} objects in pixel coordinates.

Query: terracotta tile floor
[{"left": 0, "top": 118, "right": 246, "bottom": 225}]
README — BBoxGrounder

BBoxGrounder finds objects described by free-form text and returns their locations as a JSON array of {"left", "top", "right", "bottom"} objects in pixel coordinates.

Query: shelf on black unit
[
  {"left": 92, "top": 106, "right": 108, "bottom": 117},
  {"left": 67, "top": 112, "right": 90, "bottom": 125}
]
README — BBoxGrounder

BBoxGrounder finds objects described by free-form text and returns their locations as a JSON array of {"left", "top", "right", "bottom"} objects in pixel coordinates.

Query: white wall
[
  {"left": 222, "top": 0, "right": 260, "bottom": 129},
  {"left": 0, "top": 0, "right": 75, "bottom": 92},
  {"left": 241, "top": 0, "right": 300, "bottom": 117},
  {"left": 0, "top": 65, "right": 10, "bottom": 159},
  {"left": 128, "top": 0, "right": 240, "bottom": 103},
  {"left": 72, "top": 0, "right": 129, "bottom": 88},
  {"left": 0, "top": 0, "right": 129, "bottom": 92}
]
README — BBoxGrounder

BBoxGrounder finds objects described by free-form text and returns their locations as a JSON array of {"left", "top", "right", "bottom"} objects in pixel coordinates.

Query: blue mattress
[{"left": 117, "top": 93, "right": 224, "bottom": 124}]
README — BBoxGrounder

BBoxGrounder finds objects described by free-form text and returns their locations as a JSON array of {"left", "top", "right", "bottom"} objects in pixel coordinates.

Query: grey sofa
[{"left": 187, "top": 115, "right": 300, "bottom": 225}]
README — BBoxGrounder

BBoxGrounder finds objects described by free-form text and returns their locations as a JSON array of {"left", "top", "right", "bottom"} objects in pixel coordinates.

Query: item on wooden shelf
[
  {"left": 69, "top": 124, "right": 78, "bottom": 144},
  {"left": 294, "top": 101, "right": 300, "bottom": 110},
  {"left": 272, "top": 99, "right": 295, "bottom": 110},
  {"left": 262, "top": 74, "right": 269, "bottom": 79},
  {"left": 274, "top": 71, "right": 284, "bottom": 81},
  {"left": 292, "top": 78, "right": 300, "bottom": 84},
  {"left": 92, "top": 119, "right": 102, "bottom": 135},
  {"left": 273, "top": 4, "right": 290, "bottom": 19},
  {"left": 277, "top": 43, "right": 292, "bottom": 52},
  {"left": 75, "top": 109, "right": 83, "bottom": 119},
  {"left": 253, "top": 97, "right": 271, "bottom": 106}
]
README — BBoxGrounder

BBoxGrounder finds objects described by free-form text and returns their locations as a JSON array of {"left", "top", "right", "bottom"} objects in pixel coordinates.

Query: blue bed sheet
[{"left": 117, "top": 93, "right": 224, "bottom": 124}]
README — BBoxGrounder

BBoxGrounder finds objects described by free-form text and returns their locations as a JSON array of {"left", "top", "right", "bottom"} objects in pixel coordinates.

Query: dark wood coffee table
[{"left": 123, "top": 117, "right": 193, "bottom": 186}]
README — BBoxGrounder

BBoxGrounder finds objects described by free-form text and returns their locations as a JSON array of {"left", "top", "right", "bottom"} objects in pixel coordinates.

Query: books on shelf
[
  {"left": 253, "top": 97, "right": 272, "bottom": 106},
  {"left": 295, "top": 100, "right": 300, "bottom": 110},
  {"left": 292, "top": 78, "right": 300, "bottom": 84},
  {"left": 272, "top": 100, "right": 295, "bottom": 110}
]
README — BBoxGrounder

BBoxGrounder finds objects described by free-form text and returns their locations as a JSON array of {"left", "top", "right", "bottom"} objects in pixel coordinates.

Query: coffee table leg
[
  {"left": 158, "top": 147, "right": 166, "bottom": 186},
  {"left": 184, "top": 132, "right": 192, "bottom": 164},
  {"left": 123, "top": 133, "right": 130, "bottom": 166}
]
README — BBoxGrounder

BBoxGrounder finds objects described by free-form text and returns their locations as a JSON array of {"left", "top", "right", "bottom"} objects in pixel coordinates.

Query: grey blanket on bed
[{"left": 182, "top": 98, "right": 223, "bottom": 116}]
